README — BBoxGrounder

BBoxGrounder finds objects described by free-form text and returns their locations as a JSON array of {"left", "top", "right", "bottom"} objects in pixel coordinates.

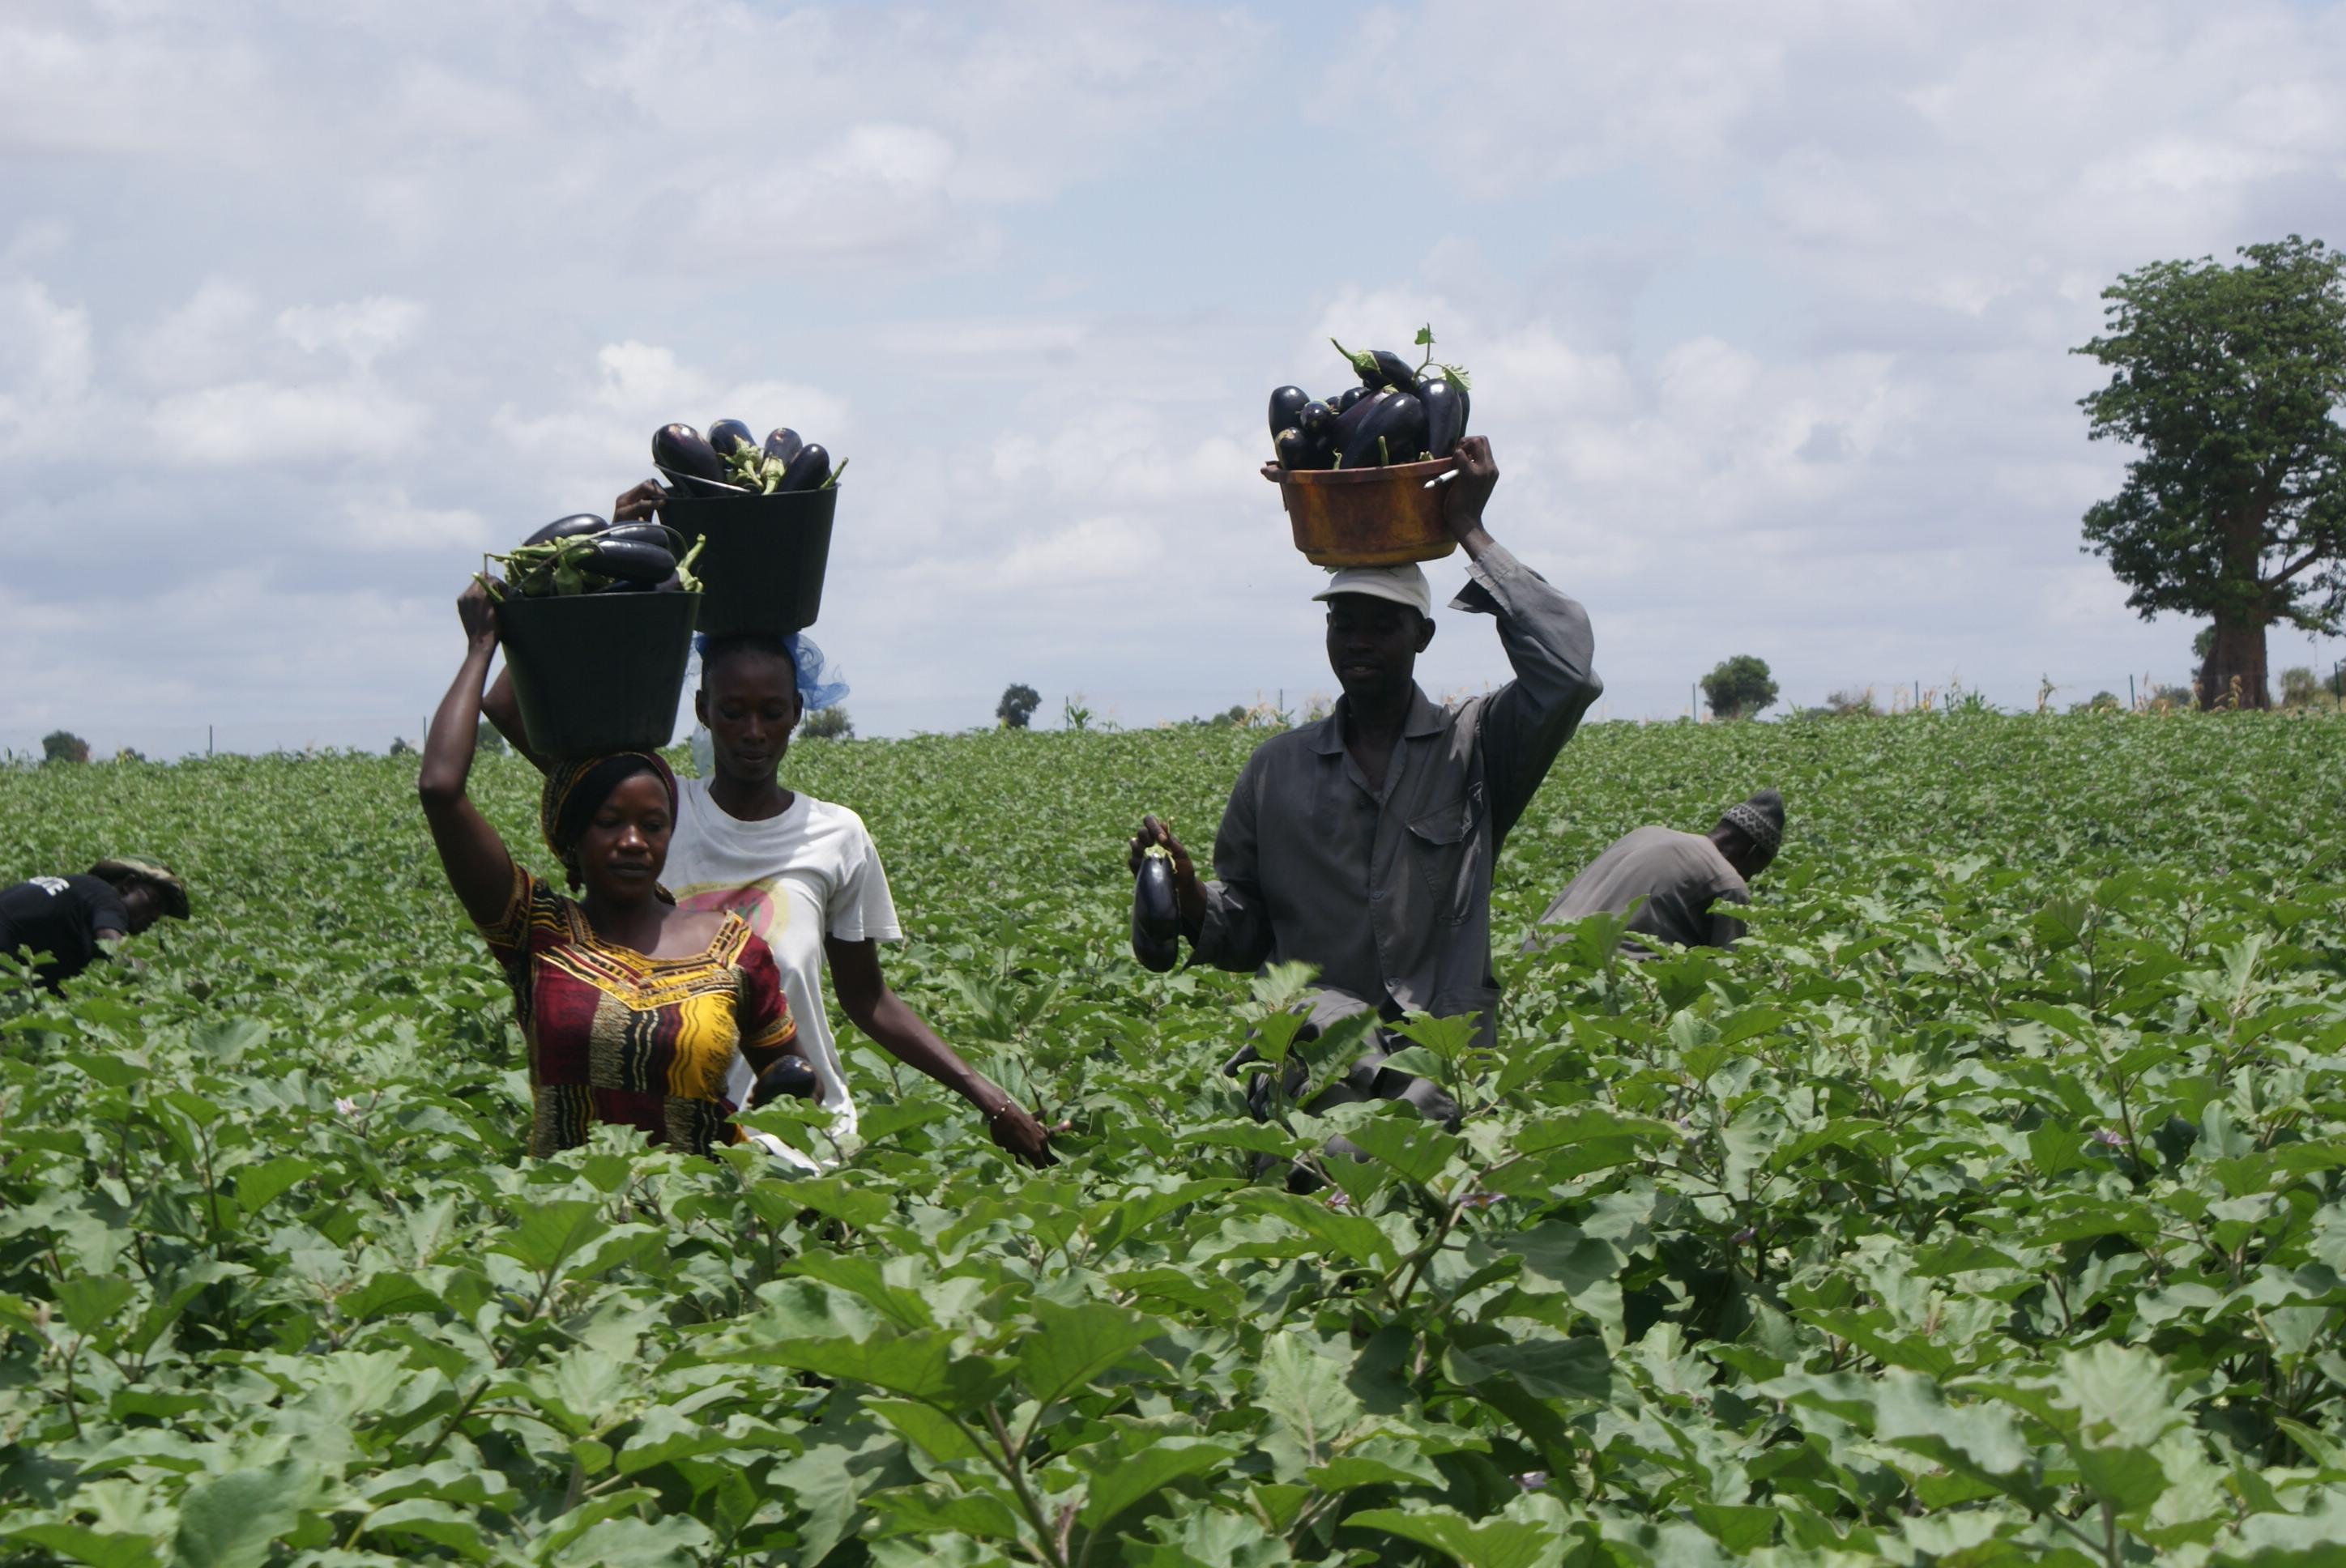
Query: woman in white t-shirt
[{"left": 484, "top": 630, "right": 1052, "bottom": 1168}]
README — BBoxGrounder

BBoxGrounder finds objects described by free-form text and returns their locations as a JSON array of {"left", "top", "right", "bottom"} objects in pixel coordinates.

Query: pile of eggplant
[
  {"left": 1269, "top": 326, "right": 1470, "bottom": 472},
  {"left": 486, "top": 516, "right": 705, "bottom": 599},
  {"left": 652, "top": 420, "right": 844, "bottom": 498}
]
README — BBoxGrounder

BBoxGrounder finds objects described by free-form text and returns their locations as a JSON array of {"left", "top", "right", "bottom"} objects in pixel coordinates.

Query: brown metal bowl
[{"left": 1278, "top": 456, "right": 1461, "bottom": 567}]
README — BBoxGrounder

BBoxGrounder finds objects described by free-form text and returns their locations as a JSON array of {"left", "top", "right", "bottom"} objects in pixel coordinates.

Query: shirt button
[{"left": 1371, "top": 890, "right": 1384, "bottom": 901}]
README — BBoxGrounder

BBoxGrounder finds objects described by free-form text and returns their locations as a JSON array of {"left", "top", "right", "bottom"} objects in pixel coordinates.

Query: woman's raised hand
[{"left": 458, "top": 578, "right": 501, "bottom": 652}]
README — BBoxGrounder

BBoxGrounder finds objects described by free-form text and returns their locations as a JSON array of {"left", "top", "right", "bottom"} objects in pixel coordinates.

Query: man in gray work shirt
[
  {"left": 1128, "top": 436, "right": 1601, "bottom": 1128},
  {"left": 1526, "top": 790, "right": 1783, "bottom": 955}
]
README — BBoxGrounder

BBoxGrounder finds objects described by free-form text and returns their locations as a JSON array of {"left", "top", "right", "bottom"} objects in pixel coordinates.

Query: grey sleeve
[
  {"left": 1449, "top": 541, "right": 1603, "bottom": 843},
  {"left": 1192, "top": 754, "right": 1273, "bottom": 974},
  {"left": 1708, "top": 882, "right": 1751, "bottom": 948}
]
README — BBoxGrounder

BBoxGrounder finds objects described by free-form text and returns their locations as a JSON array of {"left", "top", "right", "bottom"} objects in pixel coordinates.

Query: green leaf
[
  {"left": 55, "top": 1275, "right": 138, "bottom": 1335},
  {"left": 865, "top": 1482, "right": 1026, "bottom": 1541},
  {"left": 1446, "top": 1334, "right": 1611, "bottom": 1401},
  {"left": 1304, "top": 1434, "right": 1444, "bottom": 1493},
  {"left": 1017, "top": 1299, "right": 1160, "bottom": 1406},
  {"left": 1504, "top": 1221, "right": 1626, "bottom": 1297},
  {"left": 230, "top": 1156, "right": 313, "bottom": 1216},
  {"left": 761, "top": 1329, "right": 1013, "bottom": 1413},
  {"left": 1343, "top": 1110, "right": 1461, "bottom": 1185},
  {"left": 339, "top": 1271, "right": 443, "bottom": 1321},
  {"left": 488, "top": 1199, "right": 608, "bottom": 1276},
  {"left": 1075, "top": 1435, "right": 1240, "bottom": 1528},
  {"left": 1254, "top": 1332, "right": 1363, "bottom": 1478},
  {"left": 779, "top": 1174, "right": 893, "bottom": 1228},
  {"left": 364, "top": 1498, "right": 490, "bottom": 1561},
  {"left": 1344, "top": 1506, "right": 1559, "bottom": 1568},
  {"left": 6, "top": 1525, "right": 163, "bottom": 1568},
  {"left": 862, "top": 1399, "right": 988, "bottom": 1464},
  {"left": 1236, "top": 1191, "right": 1399, "bottom": 1268},
  {"left": 170, "top": 1459, "right": 321, "bottom": 1568},
  {"left": 776, "top": 1254, "right": 936, "bottom": 1329}
]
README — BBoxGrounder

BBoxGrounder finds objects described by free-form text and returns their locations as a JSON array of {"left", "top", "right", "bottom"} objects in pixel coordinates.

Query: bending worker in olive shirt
[
  {"left": 1525, "top": 789, "right": 1783, "bottom": 956},
  {"left": 1128, "top": 437, "right": 1601, "bottom": 1131}
]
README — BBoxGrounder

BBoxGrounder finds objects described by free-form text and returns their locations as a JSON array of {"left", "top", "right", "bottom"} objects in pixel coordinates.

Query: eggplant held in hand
[
  {"left": 1266, "top": 324, "right": 1472, "bottom": 471},
  {"left": 1132, "top": 846, "right": 1180, "bottom": 973},
  {"left": 750, "top": 1055, "right": 819, "bottom": 1106}
]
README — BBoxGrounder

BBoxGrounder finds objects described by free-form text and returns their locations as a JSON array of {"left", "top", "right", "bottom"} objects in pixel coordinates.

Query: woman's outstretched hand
[{"left": 985, "top": 1097, "right": 1064, "bottom": 1167}]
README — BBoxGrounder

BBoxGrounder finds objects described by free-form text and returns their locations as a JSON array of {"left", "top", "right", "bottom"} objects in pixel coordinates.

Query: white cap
[{"left": 1312, "top": 563, "right": 1433, "bottom": 619}]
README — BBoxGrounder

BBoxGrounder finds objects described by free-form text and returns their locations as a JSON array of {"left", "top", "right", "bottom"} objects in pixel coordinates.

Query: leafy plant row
[{"left": 0, "top": 713, "right": 2344, "bottom": 1566}]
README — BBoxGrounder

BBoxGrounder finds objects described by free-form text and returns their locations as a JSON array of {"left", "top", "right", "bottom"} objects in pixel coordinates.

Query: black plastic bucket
[
  {"left": 498, "top": 590, "right": 700, "bottom": 759},
  {"left": 658, "top": 488, "right": 836, "bottom": 637}
]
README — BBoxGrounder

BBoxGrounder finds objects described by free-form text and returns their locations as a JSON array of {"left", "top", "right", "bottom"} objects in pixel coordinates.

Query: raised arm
[
  {"left": 1440, "top": 437, "right": 1602, "bottom": 843},
  {"left": 480, "top": 666, "right": 552, "bottom": 775},
  {"left": 417, "top": 583, "right": 519, "bottom": 928},
  {"left": 825, "top": 937, "right": 1055, "bottom": 1166}
]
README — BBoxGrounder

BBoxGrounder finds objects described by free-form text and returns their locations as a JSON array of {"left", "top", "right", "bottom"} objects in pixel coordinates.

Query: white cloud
[
  {"left": 150, "top": 380, "right": 429, "bottom": 466},
  {"left": 11, "top": 0, "right": 2346, "bottom": 744},
  {"left": 277, "top": 296, "right": 424, "bottom": 369},
  {"left": 343, "top": 489, "right": 490, "bottom": 552}
]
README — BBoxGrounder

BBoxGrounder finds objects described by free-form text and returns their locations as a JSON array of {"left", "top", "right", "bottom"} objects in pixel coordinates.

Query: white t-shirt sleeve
[{"left": 826, "top": 813, "right": 903, "bottom": 943}]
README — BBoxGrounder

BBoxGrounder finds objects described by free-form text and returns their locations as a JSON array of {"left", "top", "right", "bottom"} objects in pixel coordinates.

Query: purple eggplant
[
  {"left": 1339, "top": 391, "right": 1427, "bottom": 469},
  {"left": 523, "top": 513, "right": 608, "bottom": 546},
  {"left": 1298, "top": 400, "right": 1338, "bottom": 441},
  {"left": 1273, "top": 427, "right": 1312, "bottom": 471},
  {"left": 652, "top": 424, "right": 728, "bottom": 496},
  {"left": 776, "top": 442, "right": 831, "bottom": 492},
  {"left": 1332, "top": 388, "right": 1391, "bottom": 460},
  {"left": 761, "top": 427, "right": 804, "bottom": 467},
  {"left": 582, "top": 537, "right": 676, "bottom": 583},
  {"left": 1331, "top": 339, "right": 1423, "bottom": 396},
  {"left": 1132, "top": 851, "right": 1179, "bottom": 972},
  {"left": 1333, "top": 386, "right": 1371, "bottom": 414},
  {"left": 1268, "top": 386, "right": 1310, "bottom": 441},
  {"left": 1421, "top": 378, "right": 1465, "bottom": 458},
  {"left": 751, "top": 1055, "right": 819, "bottom": 1105},
  {"left": 707, "top": 419, "right": 756, "bottom": 459}
]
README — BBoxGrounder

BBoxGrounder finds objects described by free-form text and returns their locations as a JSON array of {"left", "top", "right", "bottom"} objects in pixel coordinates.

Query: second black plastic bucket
[
  {"left": 498, "top": 590, "right": 700, "bottom": 759},
  {"left": 658, "top": 488, "right": 836, "bottom": 637}
]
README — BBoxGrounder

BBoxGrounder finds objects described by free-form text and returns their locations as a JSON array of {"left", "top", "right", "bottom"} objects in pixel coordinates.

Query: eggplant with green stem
[
  {"left": 1132, "top": 846, "right": 1180, "bottom": 972},
  {"left": 706, "top": 419, "right": 755, "bottom": 459}
]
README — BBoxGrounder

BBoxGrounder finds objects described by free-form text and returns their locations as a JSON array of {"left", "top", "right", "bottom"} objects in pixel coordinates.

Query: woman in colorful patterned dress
[{"left": 417, "top": 582, "right": 809, "bottom": 1157}]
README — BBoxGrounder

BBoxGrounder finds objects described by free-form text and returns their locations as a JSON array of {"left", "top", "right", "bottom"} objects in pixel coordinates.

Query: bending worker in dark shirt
[
  {"left": 1525, "top": 790, "right": 1783, "bottom": 954},
  {"left": 0, "top": 859, "right": 189, "bottom": 986},
  {"left": 1128, "top": 437, "right": 1602, "bottom": 1133}
]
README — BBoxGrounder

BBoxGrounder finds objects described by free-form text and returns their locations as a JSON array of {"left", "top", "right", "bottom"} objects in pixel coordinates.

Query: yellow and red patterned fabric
[{"left": 477, "top": 864, "right": 796, "bottom": 1157}]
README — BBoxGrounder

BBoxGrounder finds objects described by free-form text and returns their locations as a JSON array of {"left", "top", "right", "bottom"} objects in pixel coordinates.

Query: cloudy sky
[{"left": 7, "top": 0, "right": 2346, "bottom": 751}]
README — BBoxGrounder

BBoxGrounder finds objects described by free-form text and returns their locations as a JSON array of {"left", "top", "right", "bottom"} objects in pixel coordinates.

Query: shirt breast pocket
[{"left": 1405, "top": 799, "right": 1475, "bottom": 927}]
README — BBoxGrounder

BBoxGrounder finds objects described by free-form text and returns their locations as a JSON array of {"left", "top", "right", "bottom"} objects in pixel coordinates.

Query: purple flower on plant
[{"left": 2092, "top": 1127, "right": 2124, "bottom": 1147}]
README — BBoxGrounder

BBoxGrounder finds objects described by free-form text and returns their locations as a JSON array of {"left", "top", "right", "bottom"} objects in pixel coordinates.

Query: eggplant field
[{"left": 10, "top": 713, "right": 2346, "bottom": 1568}]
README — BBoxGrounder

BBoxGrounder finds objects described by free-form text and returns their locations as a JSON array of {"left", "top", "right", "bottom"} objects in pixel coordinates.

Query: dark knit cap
[{"left": 1719, "top": 789, "right": 1785, "bottom": 863}]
